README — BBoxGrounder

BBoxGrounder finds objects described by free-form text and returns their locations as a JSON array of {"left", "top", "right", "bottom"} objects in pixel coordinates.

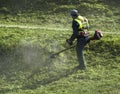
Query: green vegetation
[
  {"left": 0, "top": 0, "right": 120, "bottom": 94},
  {"left": 0, "top": 27, "right": 120, "bottom": 94},
  {"left": 0, "top": 0, "right": 119, "bottom": 31}
]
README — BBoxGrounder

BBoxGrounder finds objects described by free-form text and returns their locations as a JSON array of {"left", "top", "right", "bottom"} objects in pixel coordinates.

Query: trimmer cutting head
[{"left": 50, "top": 54, "right": 56, "bottom": 58}]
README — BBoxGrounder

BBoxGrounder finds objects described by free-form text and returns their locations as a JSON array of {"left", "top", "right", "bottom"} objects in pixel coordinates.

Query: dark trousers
[{"left": 76, "top": 36, "right": 90, "bottom": 68}]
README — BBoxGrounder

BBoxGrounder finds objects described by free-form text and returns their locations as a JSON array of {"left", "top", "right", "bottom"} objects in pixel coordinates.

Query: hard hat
[{"left": 70, "top": 9, "right": 78, "bottom": 16}]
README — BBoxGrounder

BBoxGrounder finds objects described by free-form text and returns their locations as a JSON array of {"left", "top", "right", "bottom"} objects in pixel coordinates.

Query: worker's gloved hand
[
  {"left": 66, "top": 39, "right": 73, "bottom": 45},
  {"left": 65, "top": 39, "right": 73, "bottom": 48}
]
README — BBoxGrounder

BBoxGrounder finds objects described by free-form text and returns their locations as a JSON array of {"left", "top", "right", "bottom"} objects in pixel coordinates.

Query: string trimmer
[{"left": 50, "top": 45, "right": 76, "bottom": 58}]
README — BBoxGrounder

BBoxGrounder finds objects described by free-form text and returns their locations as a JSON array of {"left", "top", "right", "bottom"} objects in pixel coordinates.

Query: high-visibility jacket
[
  {"left": 74, "top": 16, "right": 89, "bottom": 30},
  {"left": 74, "top": 18, "right": 82, "bottom": 29},
  {"left": 74, "top": 16, "right": 89, "bottom": 37},
  {"left": 69, "top": 16, "right": 89, "bottom": 42}
]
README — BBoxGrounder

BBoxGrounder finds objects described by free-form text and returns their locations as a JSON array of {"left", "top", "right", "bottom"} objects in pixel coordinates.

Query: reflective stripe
[{"left": 74, "top": 18, "right": 82, "bottom": 29}]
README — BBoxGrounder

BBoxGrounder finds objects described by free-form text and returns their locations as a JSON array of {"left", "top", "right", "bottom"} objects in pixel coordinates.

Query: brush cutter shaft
[{"left": 53, "top": 45, "right": 75, "bottom": 56}]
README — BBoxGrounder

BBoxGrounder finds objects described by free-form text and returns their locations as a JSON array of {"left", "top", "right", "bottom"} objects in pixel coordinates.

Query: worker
[{"left": 66, "top": 9, "right": 103, "bottom": 70}]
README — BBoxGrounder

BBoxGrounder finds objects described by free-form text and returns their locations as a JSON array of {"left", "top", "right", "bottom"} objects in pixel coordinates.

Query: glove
[
  {"left": 64, "top": 39, "right": 73, "bottom": 48},
  {"left": 66, "top": 39, "right": 73, "bottom": 45}
]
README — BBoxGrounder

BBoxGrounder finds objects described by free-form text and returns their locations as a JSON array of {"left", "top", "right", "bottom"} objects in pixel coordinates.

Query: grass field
[
  {"left": 0, "top": 26, "right": 120, "bottom": 94},
  {"left": 0, "top": 0, "right": 120, "bottom": 94}
]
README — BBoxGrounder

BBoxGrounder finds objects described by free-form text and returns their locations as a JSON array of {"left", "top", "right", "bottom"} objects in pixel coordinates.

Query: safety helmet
[{"left": 70, "top": 9, "right": 78, "bottom": 17}]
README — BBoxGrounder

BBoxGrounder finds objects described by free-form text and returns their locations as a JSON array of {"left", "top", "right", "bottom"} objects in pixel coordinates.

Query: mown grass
[
  {"left": 0, "top": 27, "right": 120, "bottom": 94},
  {"left": 0, "top": 1, "right": 120, "bottom": 93}
]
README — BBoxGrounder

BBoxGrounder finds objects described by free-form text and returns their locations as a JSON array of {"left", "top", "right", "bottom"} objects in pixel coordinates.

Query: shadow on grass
[
  {"left": 22, "top": 65, "right": 79, "bottom": 90},
  {"left": 0, "top": 61, "right": 79, "bottom": 93}
]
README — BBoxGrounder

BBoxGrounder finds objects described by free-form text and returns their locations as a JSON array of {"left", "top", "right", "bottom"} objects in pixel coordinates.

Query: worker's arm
[
  {"left": 83, "top": 17, "right": 88, "bottom": 23},
  {"left": 68, "top": 21, "right": 79, "bottom": 43},
  {"left": 78, "top": 16, "right": 88, "bottom": 23},
  {"left": 83, "top": 17, "right": 89, "bottom": 29}
]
